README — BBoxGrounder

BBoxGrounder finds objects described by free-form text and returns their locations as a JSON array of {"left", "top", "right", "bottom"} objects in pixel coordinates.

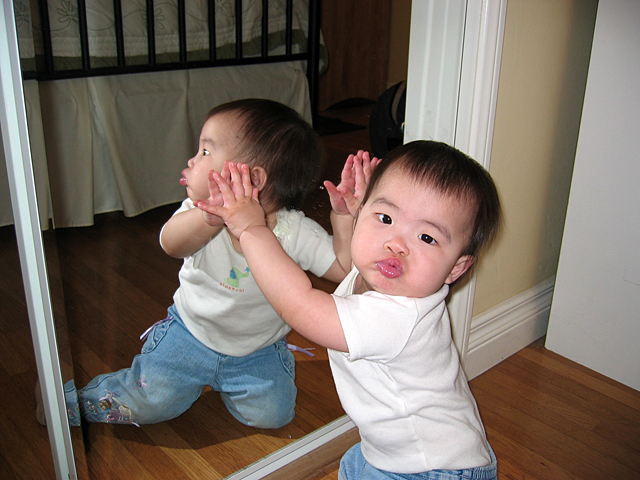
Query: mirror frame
[
  {"left": 1, "top": 0, "right": 506, "bottom": 477},
  {"left": 0, "top": 2, "right": 75, "bottom": 478}
]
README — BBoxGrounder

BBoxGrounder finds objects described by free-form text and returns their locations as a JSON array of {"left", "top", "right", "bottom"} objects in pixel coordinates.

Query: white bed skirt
[{"left": 1, "top": 61, "right": 311, "bottom": 229}]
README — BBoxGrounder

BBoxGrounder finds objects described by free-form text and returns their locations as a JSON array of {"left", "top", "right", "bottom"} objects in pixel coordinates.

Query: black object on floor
[
  {"left": 314, "top": 115, "right": 367, "bottom": 136},
  {"left": 314, "top": 97, "right": 375, "bottom": 136},
  {"left": 326, "top": 97, "right": 376, "bottom": 110}
]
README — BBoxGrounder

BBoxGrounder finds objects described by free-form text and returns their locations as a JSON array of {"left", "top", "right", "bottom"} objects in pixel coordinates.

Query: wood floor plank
[
  {"left": 492, "top": 455, "right": 544, "bottom": 480},
  {"left": 84, "top": 425, "right": 157, "bottom": 480},
  {"left": 473, "top": 379, "right": 638, "bottom": 479},
  {"left": 0, "top": 330, "right": 29, "bottom": 376},
  {"left": 519, "top": 342, "right": 640, "bottom": 411},
  {"left": 140, "top": 423, "right": 228, "bottom": 479},
  {"left": 471, "top": 367, "right": 640, "bottom": 473},
  {"left": 483, "top": 423, "right": 579, "bottom": 480},
  {"left": 499, "top": 353, "right": 640, "bottom": 452},
  {"left": 0, "top": 451, "right": 20, "bottom": 480},
  {"left": 0, "top": 369, "right": 55, "bottom": 479}
]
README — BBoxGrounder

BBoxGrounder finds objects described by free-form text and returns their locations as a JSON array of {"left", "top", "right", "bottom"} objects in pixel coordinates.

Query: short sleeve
[
  {"left": 158, "top": 198, "right": 192, "bottom": 250},
  {"left": 331, "top": 293, "right": 420, "bottom": 362}
]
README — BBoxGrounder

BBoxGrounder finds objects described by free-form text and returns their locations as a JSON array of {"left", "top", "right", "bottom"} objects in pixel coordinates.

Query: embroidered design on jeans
[
  {"left": 223, "top": 266, "right": 250, "bottom": 289},
  {"left": 132, "top": 376, "right": 147, "bottom": 389},
  {"left": 88, "top": 390, "right": 139, "bottom": 426}
]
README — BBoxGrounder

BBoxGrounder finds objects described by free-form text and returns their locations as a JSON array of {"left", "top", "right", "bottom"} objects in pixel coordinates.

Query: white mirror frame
[
  {"left": 0, "top": 0, "right": 506, "bottom": 478},
  {"left": 0, "top": 2, "right": 76, "bottom": 479},
  {"left": 404, "top": 0, "right": 506, "bottom": 368}
]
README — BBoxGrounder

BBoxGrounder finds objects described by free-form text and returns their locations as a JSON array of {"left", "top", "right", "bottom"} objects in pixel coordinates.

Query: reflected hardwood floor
[{"left": 2, "top": 105, "right": 639, "bottom": 479}]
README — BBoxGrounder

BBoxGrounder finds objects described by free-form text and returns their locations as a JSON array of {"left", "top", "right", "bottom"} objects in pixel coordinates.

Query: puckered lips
[
  {"left": 376, "top": 258, "right": 403, "bottom": 278},
  {"left": 180, "top": 170, "right": 188, "bottom": 186}
]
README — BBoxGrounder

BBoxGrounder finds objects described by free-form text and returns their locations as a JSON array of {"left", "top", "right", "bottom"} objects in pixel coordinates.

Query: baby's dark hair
[
  {"left": 207, "top": 98, "right": 324, "bottom": 210},
  {"left": 362, "top": 140, "right": 502, "bottom": 258}
]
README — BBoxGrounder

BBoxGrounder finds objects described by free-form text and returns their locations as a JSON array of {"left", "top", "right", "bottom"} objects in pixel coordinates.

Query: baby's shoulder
[{"left": 275, "top": 208, "right": 326, "bottom": 237}]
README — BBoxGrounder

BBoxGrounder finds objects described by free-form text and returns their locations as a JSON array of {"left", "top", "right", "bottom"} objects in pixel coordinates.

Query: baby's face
[
  {"left": 181, "top": 113, "right": 242, "bottom": 201},
  {"left": 351, "top": 168, "right": 475, "bottom": 298}
]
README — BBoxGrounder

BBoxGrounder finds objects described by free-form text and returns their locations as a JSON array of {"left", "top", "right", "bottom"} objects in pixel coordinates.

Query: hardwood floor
[{"left": 2, "top": 105, "right": 639, "bottom": 479}]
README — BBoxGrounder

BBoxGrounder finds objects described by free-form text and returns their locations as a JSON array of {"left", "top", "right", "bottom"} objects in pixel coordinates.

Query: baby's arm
[
  {"left": 160, "top": 167, "right": 228, "bottom": 258},
  {"left": 322, "top": 151, "right": 380, "bottom": 280},
  {"left": 205, "top": 162, "right": 348, "bottom": 352}
]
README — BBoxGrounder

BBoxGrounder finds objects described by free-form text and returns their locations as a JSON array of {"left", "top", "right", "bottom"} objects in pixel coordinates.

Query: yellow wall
[{"left": 473, "top": 0, "right": 598, "bottom": 314}]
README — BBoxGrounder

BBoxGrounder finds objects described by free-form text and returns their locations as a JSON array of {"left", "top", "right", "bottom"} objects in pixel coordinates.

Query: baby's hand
[
  {"left": 197, "top": 161, "right": 266, "bottom": 239},
  {"left": 195, "top": 162, "right": 231, "bottom": 227},
  {"left": 324, "top": 150, "right": 380, "bottom": 217}
]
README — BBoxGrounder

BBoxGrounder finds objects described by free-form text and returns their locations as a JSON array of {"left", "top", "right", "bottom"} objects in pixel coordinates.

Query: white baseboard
[{"left": 464, "top": 277, "right": 555, "bottom": 380}]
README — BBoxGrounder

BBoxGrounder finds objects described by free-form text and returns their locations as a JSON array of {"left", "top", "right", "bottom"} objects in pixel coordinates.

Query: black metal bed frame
[{"left": 22, "top": 0, "right": 322, "bottom": 119}]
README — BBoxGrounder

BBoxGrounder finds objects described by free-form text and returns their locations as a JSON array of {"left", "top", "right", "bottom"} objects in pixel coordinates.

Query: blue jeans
[
  {"left": 77, "top": 305, "right": 297, "bottom": 428},
  {"left": 338, "top": 443, "right": 497, "bottom": 480}
]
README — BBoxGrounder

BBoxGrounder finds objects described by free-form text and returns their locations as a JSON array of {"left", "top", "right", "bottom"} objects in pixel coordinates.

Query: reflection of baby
[
  {"left": 204, "top": 141, "right": 502, "bottom": 479},
  {"left": 62, "top": 99, "right": 350, "bottom": 428}
]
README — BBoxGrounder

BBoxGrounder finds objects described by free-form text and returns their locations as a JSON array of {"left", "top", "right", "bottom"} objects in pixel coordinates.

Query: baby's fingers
[
  {"left": 363, "top": 153, "right": 381, "bottom": 182},
  {"left": 196, "top": 198, "right": 222, "bottom": 216},
  {"left": 221, "top": 160, "right": 231, "bottom": 182},
  {"left": 341, "top": 154, "right": 355, "bottom": 182},
  {"left": 324, "top": 180, "right": 348, "bottom": 215},
  {"left": 211, "top": 170, "right": 236, "bottom": 205},
  {"left": 227, "top": 162, "right": 257, "bottom": 199},
  {"left": 226, "top": 162, "right": 244, "bottom": 196},
  {"left": 239, "top": 163, "right": 257, "bottom": 198},
  {"left": 207, "top": 170, "right": 223, "bottom": 200}
]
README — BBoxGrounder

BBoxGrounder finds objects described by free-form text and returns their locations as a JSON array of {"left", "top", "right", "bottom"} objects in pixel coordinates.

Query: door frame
[{"left": 404, "top": 0, "right": 506, "bottom": 367}]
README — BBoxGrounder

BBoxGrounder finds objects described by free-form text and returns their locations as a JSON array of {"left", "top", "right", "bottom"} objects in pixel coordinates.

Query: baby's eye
[
  {"left": 202, "top": 148, "right": 210, "bottom": 156},
  {"left": 419, "top": 233, "right": 437, "bottom": 245},
  {"left": 377, "top": 213, "right": 392, "bottom": 224}
]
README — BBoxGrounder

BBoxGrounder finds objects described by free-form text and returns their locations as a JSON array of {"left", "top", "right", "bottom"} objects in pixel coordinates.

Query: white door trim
[{"left": 405, "top": 0, "right": 507, "bottom": 365}]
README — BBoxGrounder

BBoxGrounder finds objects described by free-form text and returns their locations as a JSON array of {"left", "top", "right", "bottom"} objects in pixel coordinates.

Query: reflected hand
[
  {"left": 197, "top": 161, "right": 266, "bottom": 239},
  {"left": 324, "top": 150, "right": 380, "bottom": 217},
  {"left": 195, "top": 162, "right": 231, "bottom": 227}
]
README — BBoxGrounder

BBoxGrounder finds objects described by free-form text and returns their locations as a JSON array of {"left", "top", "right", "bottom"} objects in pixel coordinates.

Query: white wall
[{"left": 546, "top": 0, "right": 640, "bottom": 391}]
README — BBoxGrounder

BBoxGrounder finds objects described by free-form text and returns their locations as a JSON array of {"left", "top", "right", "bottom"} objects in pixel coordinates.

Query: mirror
[
  {"left": 5, "top": 0, "right": 510, "bottom": 476},
  {"left": 3, "top": 1, "right": 411, "bottom": 478}
]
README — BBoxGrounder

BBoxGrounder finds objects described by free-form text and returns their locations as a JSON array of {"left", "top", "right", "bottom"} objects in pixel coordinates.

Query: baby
[
  {"left": 203, "top": 140, "right": 502, "bottom": 479},
  {"left": 68, "top": 99, "right": 349, "bottom": 429}
]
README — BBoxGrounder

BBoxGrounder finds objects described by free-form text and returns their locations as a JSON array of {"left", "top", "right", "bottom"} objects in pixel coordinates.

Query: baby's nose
[{"left": 384, "top": 236, "right": 408, "bottom": 256}]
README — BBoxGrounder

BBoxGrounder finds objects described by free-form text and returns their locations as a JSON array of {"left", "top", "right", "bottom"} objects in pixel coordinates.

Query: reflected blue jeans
[
  {"left": 77, "top": 305, "right": 297, "bottom": 428},
  {"left": 338, "top": 443, "right": 497, "bottom": 480}
]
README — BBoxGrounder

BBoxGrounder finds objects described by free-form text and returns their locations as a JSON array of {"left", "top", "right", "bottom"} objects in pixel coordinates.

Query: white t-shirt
[
  {"left": 166, "top": 199, "right": 336, "bottom": 356},
  {"left": 329, "top": 267, "right": 491, "bottom": 473}
]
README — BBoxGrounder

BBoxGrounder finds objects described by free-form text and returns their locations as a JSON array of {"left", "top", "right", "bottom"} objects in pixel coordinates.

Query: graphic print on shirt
[{"left": 222, "top": 266, "right": 251, "bottom": 291}]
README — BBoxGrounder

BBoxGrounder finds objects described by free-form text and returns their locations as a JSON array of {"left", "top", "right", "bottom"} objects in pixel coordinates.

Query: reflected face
[
  {"left": 181, "top": 113, "right": 243, "bottom": 201},
  {"left": 351, "top": 168, "right": 475, "bottom": 298}
]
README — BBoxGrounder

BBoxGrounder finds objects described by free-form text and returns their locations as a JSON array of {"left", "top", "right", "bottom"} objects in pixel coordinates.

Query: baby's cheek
[{"left": 350, "top": 237, "right": 367, "bottom": 265}]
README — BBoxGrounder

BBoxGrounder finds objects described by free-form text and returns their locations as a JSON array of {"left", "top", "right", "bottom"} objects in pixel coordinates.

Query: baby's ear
[
  {"left": 445, "top": 255, "right": 475, "bottom": 285},
  {"left": 250, "top": 166, "right": 268, "bottom": 191}
]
